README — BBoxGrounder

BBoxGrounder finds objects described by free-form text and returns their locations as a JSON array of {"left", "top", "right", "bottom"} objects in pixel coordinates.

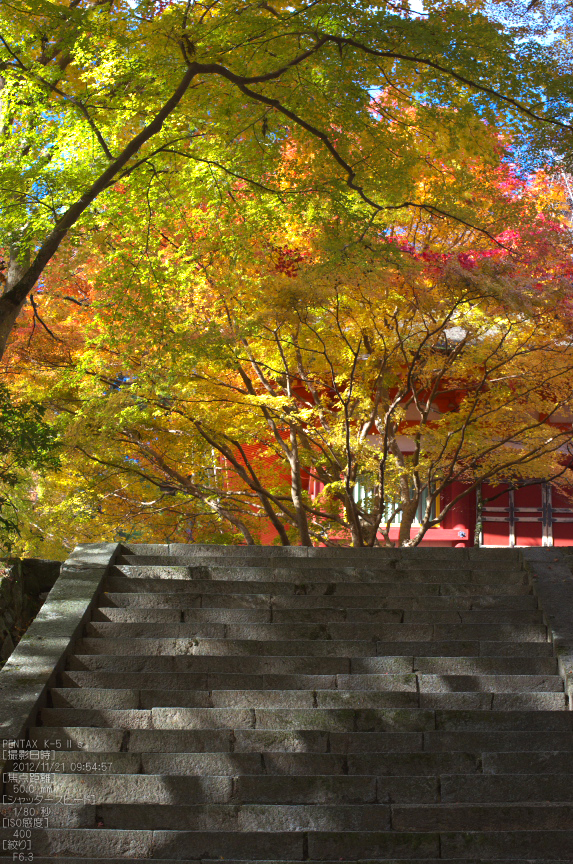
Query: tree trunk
[
  {"left": 398, "top": 497, "right": 419, "bottom": 546},
  {"left": 0, "top": 247, "right": 30, "bottom": 354},
  {"left": 288, "top": 428, "right": 312, "bottom": 546}
]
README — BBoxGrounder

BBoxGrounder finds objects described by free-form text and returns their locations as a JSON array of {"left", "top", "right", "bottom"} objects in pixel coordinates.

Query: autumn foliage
[{"left": 3, "top": 113, "right": 573, "bottom": 554}]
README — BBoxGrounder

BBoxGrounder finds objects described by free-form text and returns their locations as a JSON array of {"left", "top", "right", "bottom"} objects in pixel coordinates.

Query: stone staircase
[{"left": 3, "top": 544, "right": 573, "bottom": 862}]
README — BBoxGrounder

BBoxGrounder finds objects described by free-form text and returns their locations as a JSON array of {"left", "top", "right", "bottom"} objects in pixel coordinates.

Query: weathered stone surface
[
  {"left": 3, "top": 544, "right": 572, "bottom": 862},
  {"left": 434, "top": 709, "right": 573, "bottom": 731},
  {"left": 419, "top": 673, "right": 562, "bottom": 692},
  {"left": 232, "top": 775, "right": 377, "bottom": 804},
  {"left": 392, "top": 803, "right": 573, "bottom": 831},
  {"left": 441, "top": 830, "right": 573, "bottom": 858},
  {"left": 97, "top": 803, "right": 391, "bottom": 831},
  {"left": 414, "top": 656, "right": 558, "bottom": 674},
  {"left": 441, "top": 774, "right": 573, "bottom": 802},
  {"left": 40, "top": 707, "right": 153, "bottom": 728},
  {"left": 0, "top": 543, "right": 117, "bottom": 768},
  {"left": 424, "top": 730, "right": 573, "bottom": 752},
  {"left": 151, "top": 830, "right": 304, "bottom": 859},
  {"left": 5, "top": 773, "right": 233, "bottom": 804},
  {"left": 307, "top": 831, "right": 440, "bottom": 859},
  {"left": 0, "top": 829, "right": 152, "bottom": 857},
  {"left": 330, "top": 732, "right": 424, "bottom": 753},
  {"left": 482, "top": 751, "right": 573, "bottom": 774},
  {"left": 347, "top": 751, "right": 479, "bottom": 776}
]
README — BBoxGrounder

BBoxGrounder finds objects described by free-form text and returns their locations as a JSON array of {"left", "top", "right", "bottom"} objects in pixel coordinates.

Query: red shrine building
[
  {"left": 242, "top": 383, "right": 573, "bottom": 549},
  {"left": 305, "top": 478, "right": 573, "bottom": 549}
]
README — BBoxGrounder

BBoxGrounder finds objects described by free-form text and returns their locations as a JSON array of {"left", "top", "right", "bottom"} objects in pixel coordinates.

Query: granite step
[
  {"left": 103, "top": 577, "right": 539, "bottom": 608},
  {"left": 59, "top": 662, "right": 561, "bottom": 690},
  {"left": 26, "top": 726, "right": 573, "bottom": 754},
  {"left": 111, "top": 561, "right": 530, "bottom": 583},
  {"left": 46, "top": 687, "right": 567, "bottom": 710},
  {"left": 14, "top": 545, "right": 573, "bottom": 862},
  {"left": 72, "top": 629, "right": 550, "bottom": 656},
  {"left": 37, "top": 706, "right": 573, "bottom": 732},
  {"left": 87, "top": 609, "right": 545, "bottom": 629},
  {"left": 2, "top": 826, "right": 573, "bottom": 860},
  {"left": 105, "top": 576, "right": 536, "bottom": 595}
]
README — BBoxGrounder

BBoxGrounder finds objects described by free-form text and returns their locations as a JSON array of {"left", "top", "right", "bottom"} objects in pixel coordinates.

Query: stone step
[
  {"left": 421, "top": 730, "right": 573, "bottom": 752},
  {"left": 88, "top": 609, "right": 545, "bottom": 629},
  {"left": 36, "top": 801, "right": 573, "bottom": 831},
  {"left": 95, "top": 802, "right": 396, "bottom": 831},
  {"left": 47, "top": 687, "right": 566, "bottom": 711},
  {"left": 10, "top": 750, "right": 484, "bottom": 776},
  {"left": 60, "top": 671, "right": 338, "bottom": 690},
  {"left": 20, "top": 769, "right": 573, "bottom": 806},
  {"left": 106, "top": 575, "right": 535, "bottom": 596},
  {"left": 412, "top": 656, "right": 558, "bottom": 674},
  {"left": 440, "top": 773, "right": 573, "bottom": 802},
  {"left": 104, "top": 568, "right": 537, "bottom": 610},
  {"left": 3, "top": 827, "right": 573, "bottom": 861},
  {"left": 123, "top": 543, "right": 522, "bottom": 560},
  {"left": 5, "top": 772, "right": 386, "bottom": 805},
  {"left": 344, "top": 674, "right": 563, "bottom": 692},
  {"left": 116, "top": 550, "right": 524, "bottom": 569},
  {"left": 7, "top": 858, "right": 572, "bottom": 864},
  {"left": 18, "top": 546, "right": 573, "bottom": 862},
  {"left": 482, "top": 751, "right": 573, "bottom": 773},
  {"left": 393, "top": 802, "right": 573, "bottom": 829},
  {"left": 66, "top": 646, "right": 555, "bottom": 674},
  {"left": 27, "top": 726, "right": 573, "bottom": 754},
  {"left": 120, "top": 543, "right": 521, "bottom": 559},
  {"left": 59, "top": 660, "right": 560, "bottom": 690},
  {"left": 0, "top": 828, "right": 300, "bottom": 859},
  {"left": 73, "top": 628, "right": 549, "bottom": 657},
  {"left": 112, "top": 560, "right": 529, "bottom": 582},
  {"left": 103, "top": 577, "right": 539, "bottom": 608},
  {"left": 82, "top": 620, "right": 547, "bottom": 643},
  {"left": 37, "top": 707, "right": 573, "bottom": 732}
]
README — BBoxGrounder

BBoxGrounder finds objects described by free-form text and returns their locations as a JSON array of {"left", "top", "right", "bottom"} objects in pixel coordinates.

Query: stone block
[
  {"left": 483, "top": 751, "right": 573, "bottom": 774},
  {"left": 354, "top": 709, "right": 435, "bottom": 732},
  {"left": 210, "top": 690, "right": 314, "bottom": 709},
  {"left": 441, "top": 773, "right": 573, "bottom": 802},
  {"left": 27, "top": 726, "right": 125, "bottom": 751},
  {"left": 419, "top": 693, "right": 493, "bottom": 710},
  {"left": 260, "top": 753, "right": 345, "bottom": 775},
  {"left": 307, "top": 830, "right": 440, "bottom": 859},
  {"left": 5, "top": 773, "right": 233, "bottom": 805},
  {"left": 336, "top": 673, "right": 417, "bottom": 690},
  {"left": 232, "top": 775, "right": 377, "bottom": 804},
  {"left": 347, "top": 751, "right": 479, "bottom": 776},
  {"left": 151, "top": 707, "right": 255, "bottom": 729},
  {"left": 151, "top": 830, "right": 303, "bottom": 859},
  {"left": 254, "top": 708, "right": 355, "bottom": 731},
  {"left": 50, "top": 687, "right": 140, "bottom": 709},
  {"left": 414, "top": 657, "right": 557, "bottom": 675},
  {"left": 423, "top": 729, "right": 573, "bottom": 753},
  {"left": 316, "top": 691, "right": 418, "bottom": 709},
  {"left": 435, "top": 709, "right": 573, "bottom": 731},
  {"left": 232, "top": 729, "right": 329, "bottom": 752},
  {"left": 60, "top": 671, "right": 209, "bottom": 690},
  {"left": 128, "top": 729, "right": 232, "bottom": 752},
  {"left": 140, "top": 752, "right": 262, "bottom": 775},
  {"left": 329, "top": 732, "right": 423, "bottom": 753},
  {"left": 40, "top": 708, "right": 152, "bottom": 728},
  {"left": 441, "top": 830, "right": 573, "bottom": 859},
  {"left": 0, "top": 829, "right": 152, "bottom": 858},
  {"left": 392, "top": 803, "right": 573, "bottom": 831}
]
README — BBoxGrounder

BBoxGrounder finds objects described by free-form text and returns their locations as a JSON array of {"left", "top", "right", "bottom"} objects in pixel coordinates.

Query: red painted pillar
[{"left": 449, "top": 480, "right": 471, "bottom": 547}]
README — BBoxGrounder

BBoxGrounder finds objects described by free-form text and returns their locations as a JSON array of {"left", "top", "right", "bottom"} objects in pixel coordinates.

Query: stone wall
[{"left": 0, "top": 558, "right": 61, "bottom": 665}]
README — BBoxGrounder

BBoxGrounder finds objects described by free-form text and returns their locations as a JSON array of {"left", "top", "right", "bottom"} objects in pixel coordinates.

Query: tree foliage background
[{"left": 1, "top": 0, "right": 573, "bottom": 551}]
